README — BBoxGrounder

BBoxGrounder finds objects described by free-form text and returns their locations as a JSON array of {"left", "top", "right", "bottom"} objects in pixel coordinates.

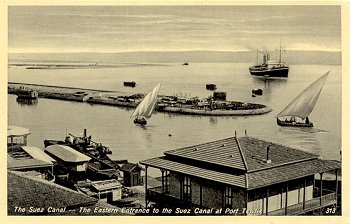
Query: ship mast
[
  {"left": 256, "top": 48, "right": 259, "bottom": 65},
  {"left": 279, "top": 40, "right": 282, "bottom": 63}
]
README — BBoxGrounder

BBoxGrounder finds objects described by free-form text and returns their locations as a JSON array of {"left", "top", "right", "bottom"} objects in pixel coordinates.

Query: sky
[{"left": 8, "top": 5, "right": 341, "bottom": 53}]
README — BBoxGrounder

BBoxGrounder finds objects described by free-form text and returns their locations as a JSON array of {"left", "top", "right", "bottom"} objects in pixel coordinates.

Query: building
[
  {"left": 140, "top": 136, "right": 340, "bottom": 215},
  {"left": 8, "top": 171, "right": 121, "bottom": 216},
  {"left": 7, "top": 126, "right": 56, "bottom": 181},
  {"left": 45, "top": 144, "right": 91, "bottom": 172},
  {"left": 120, "top": 162, "right": 144, "bottom": 187},
  {"left": 76, "top": 179, "right": 123, "bottom": 202}
]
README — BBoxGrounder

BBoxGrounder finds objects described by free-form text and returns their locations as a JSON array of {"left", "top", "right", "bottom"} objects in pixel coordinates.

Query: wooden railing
[{"left": 268, "top": 192, "right": 336, "bottom": 216}]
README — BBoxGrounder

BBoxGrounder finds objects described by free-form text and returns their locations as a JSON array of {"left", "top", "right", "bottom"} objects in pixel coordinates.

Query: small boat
[
  {"left": 17, "top": 86, "right": 38, "bottom": 100},
  {"left": 252, "top": 88, "right": 263, "bottom": 95},
  {"left": 182, "top": 61, "right": 189, "bottom": 66},
  {"left": 206, "top": 84, "right": 217, "bottom": 91},
  {"left": 124, "top": 81, "right": 137, "bottom": 88},
  {"left": 131, "top": 84, "right": 161, "bottom": 125},
  {"left": 276, "top": 71, "right": 329, "bottom": 127},
  {"left": 249, "top": 43, "right": 289, "bottom": 78}
]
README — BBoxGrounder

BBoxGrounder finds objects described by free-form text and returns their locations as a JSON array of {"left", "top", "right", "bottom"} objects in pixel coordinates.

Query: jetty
[{"left": 8, "top": 82, "right": 272, "bottom": 116}]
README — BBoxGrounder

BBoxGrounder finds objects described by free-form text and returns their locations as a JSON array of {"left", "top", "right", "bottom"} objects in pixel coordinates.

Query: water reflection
[{"left": 16, "top": 98, "right": 38, "bottom": 106}]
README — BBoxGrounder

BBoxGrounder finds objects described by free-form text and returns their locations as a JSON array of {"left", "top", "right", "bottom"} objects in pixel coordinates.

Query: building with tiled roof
[
  {"left": 8, "top": 171, "right": 98, "bottom": 215},
  {"left": 140, "top": 136, "right": 340, "bottom": 215}
]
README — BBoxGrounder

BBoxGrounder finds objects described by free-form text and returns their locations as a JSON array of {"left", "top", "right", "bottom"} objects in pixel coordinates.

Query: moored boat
[{"left": 276, "top": 71, "right": 329, "bottom": 127}]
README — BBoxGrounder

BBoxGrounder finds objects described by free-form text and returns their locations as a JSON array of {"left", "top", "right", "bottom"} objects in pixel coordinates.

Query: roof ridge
[
  {"left": 247, "top": 157, "right": 318, "bottom": 173},
  {"left": 240, "top": 136, "right": 319, "bottom": 157},
  {"left": 165, "top": 136, "right": 235, "bottom": 153},
  {"left": 235, "top": 137, "right": 248, "bottom": 171}
]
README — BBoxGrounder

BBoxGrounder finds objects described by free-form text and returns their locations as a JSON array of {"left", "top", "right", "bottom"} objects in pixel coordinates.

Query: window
[
  {"left": 163, "top": 170, "right": 170, "bottom": 194},
  {"left": 183, "top": 176, "right": 191, "bottom": 203},
  {"left": 224, "top": 186, "right": 234, "bottom": 208}
]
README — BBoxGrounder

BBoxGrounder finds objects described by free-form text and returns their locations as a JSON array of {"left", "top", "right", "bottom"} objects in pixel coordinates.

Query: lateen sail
[
  {"left": 131, "top": 83, "right": 161, "bottom": 119},
  {"left": 276, "top": 71, "right": 329, "bottom": 119}
]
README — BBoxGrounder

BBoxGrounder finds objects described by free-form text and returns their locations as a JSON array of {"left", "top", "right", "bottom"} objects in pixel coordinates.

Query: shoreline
[{"left": 8, "top": 82, "right": 273, "bottom": 116}]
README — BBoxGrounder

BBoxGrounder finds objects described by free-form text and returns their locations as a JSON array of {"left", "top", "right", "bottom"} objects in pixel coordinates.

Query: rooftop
[
  {"left": 7, "top": 126, "right": 30, "bottom": 137},
  {"left": 163, "top": 136, "right": 318, "bottom": 172},
  {"left": 120, "top": 162, "right": 145, "bottom": 172},
  {"left": 45, "top": 144, "right": 91, "bottom": 163},
  {"left": 8, "top": 171, "right": 98, "bottom": 215},
  {"left": 140, "top": 136, "right": 341, "bottom": 189}
]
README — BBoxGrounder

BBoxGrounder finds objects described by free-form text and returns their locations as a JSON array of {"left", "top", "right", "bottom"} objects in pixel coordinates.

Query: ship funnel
[
  {"left": 266, "top": 145, "right": 272, "bottom": 163},
  {"left": 263, "top": 54, "right": 267, "bottom": 64}
]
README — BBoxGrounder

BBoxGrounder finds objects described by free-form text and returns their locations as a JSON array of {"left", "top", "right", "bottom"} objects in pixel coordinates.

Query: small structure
[
  {"left": 124, "top": 81, "right": 137, "bottom": 88},
  {"left": 7, "top": 126, "right": 31, "bottom": 148},
  {"left": 8, "top": 171, "right": 120, "bottom": 215},
  {"left": 45, "top": 145, "right": 91, "bottom": 172},
  {"left": 7, "top": 126, "right": 55, "bottom": 181},
  {"left": 140, "top": 136, "right": 340, "bottom": 215},
  {"left": 76, "top": 179, "right": 122, "bottom": 202},
  {"left": 17, "top": 86, "right": 38, "bottom": 99},
  {"left": 213, "top": 91, "right": 227, "bottom": 101},
  {"left": 120, "top": 162, "right": 144, "bottom": 187},
  {"left": 206, "top": 84, "right": 217, "bottom": 91},
  {"left": 252, "top": 88, "right": 263, "bottom": 95}
]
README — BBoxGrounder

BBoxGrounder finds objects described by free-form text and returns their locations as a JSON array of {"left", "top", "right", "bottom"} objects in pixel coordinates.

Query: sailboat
[
  {"left": 131, "top": 83, "right": 161, "bottom": 125},
  {"left": 276, "top": 71, "right": 329, "bottom": 127}
]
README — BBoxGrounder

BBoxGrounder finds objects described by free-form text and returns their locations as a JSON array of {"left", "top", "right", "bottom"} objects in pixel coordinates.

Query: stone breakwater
[{"left": 8, "top": 82, "right": 272, "bottom": 116}]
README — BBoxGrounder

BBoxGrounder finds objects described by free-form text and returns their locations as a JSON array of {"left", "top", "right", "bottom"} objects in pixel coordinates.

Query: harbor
[
  {"left": 6, "top": 5, "right": 342, "bottom": 218},
  {"left": 8, "top": 82, "right": 272, "bottom": 116}
]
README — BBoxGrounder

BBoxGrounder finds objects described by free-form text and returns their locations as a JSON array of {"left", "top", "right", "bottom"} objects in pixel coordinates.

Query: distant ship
[{"left": 249, "top": 44, "right": 289, "bottom": 78}]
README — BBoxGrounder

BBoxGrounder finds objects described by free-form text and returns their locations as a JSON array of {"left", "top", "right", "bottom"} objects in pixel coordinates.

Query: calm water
[{"left": 8, "top": 63, "right": 342, "bottom": 167}]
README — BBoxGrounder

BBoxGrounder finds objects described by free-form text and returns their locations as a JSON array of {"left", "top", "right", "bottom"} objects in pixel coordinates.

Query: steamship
[{"left": 249, "top": 45, "right": 289, "bottom": 78}]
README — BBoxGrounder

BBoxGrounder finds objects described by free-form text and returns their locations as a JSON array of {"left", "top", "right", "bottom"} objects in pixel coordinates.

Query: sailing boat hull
[
  {"left": 277, "top": 118, "right": 313, "bottom": 127},
  {"left": 134, "top": 117, "right": 147, "bottom": 125}
]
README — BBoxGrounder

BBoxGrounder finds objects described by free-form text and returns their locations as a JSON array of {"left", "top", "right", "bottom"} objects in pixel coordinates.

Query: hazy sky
[{"left": 8, "top": 5, "right": 341, "bottom": 53}]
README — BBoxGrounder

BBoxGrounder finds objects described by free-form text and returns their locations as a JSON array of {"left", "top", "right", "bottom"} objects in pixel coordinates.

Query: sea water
[{"left": 8, "top": 62, "right": 342, "bottom": 167}]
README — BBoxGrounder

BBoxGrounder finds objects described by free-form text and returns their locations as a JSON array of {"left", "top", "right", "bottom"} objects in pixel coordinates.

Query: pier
[{"left": 8, "top": 82, "right": 272, "bottom": 116}]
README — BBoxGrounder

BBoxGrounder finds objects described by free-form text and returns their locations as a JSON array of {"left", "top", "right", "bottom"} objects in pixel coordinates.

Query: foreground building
[{"left": 140, "top": 136, "right": 340, "bottom": 215}]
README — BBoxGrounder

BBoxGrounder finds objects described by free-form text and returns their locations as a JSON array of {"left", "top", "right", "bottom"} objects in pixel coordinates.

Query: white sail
[
  {"left": 276, "top": 71, "right": 329, "bottom": 119},
  {"left": 131, "top": 83, "right": 161, "bottom": 119}
]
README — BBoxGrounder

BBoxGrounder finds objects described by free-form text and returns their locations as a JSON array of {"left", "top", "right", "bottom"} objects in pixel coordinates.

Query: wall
[{"left": 247, "top": 176, "right": 315, "bottom": 214}]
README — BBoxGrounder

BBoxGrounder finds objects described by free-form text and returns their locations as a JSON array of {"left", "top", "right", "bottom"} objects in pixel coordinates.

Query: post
[
  {"left": 200, "top": 184, "right": 203, "bottom": 207},
  {"left": 335, "top": 169, "right": 338, "bottom": 207},
  {"left": 145, "top": 165, "right": 148, "bottom": 208},
  {"left": 266, "top": 188, "right": 269, "bottom": 216},
  {"left": 285, "top": 183, "right": 288, "bottom": 215},
  {"left": 320, "top": 172, "right": 323, "bottom": 205},
  {"left": 245, "top": 191, "right": 249, "bottom": 216},
  {"left": 161, "top": 169, "right": 165, "bottom": 194},
  {"left": 303, "top": 178, "right": 306, "bottom": 210}
]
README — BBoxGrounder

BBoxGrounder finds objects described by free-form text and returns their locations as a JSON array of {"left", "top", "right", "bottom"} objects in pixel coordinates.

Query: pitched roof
[
  {"left": 8, "top": 171, "right": 97, "bottom": 215},
  {"left": 164, "top": 137, "right": 246, "bottom": 171},
  {"left": 140, "top": 156, "right": 247, "bottom": 188},
  {"left": 140, "top": 136, "right": 341, "bottom": 189},
  {"left": 7, "top": 154, "right": 53, "bottom": 170},
  {"left": 237, "top": 136, "right": 319, "bottom": 172},
  {"left": 91, "top": 179, "right": 122, "bottom": 191},
  {"left": 22, "top": 146, "right": 56, "bottom": 163},
  {"left": 45, "top": 145, "right": 91, "bottom": 163},
  {"left": 247, "top": 159, "right": 340, "bottom": 189},
  {"left": 120, "top": 162, "right": 144, "bottom": 172}
]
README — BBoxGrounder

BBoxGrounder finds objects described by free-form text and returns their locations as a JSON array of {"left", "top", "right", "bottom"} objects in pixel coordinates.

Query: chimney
[
  {"left": 84, "top": 129, "right": 87, "bottom": 138},
  {"left": 266, "top": 145, "right": 272, "bottom": 163}
]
